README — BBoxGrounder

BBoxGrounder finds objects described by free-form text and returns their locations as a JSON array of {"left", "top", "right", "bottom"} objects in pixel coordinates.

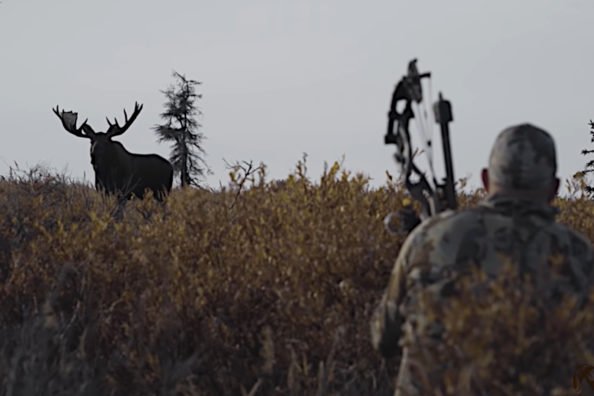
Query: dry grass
[{"left": 0, "top": 161, "right": 591, "bottom": 395}]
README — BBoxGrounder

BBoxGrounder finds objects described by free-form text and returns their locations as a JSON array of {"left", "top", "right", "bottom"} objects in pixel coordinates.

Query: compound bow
[{"left": 385, "top": 59, "right": 458, "bottom": 232}]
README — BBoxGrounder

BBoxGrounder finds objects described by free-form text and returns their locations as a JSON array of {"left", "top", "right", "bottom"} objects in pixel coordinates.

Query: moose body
[
  {"left": 92, "top": 141, "right": 173, "bottom": 200},
  {"left": 54, "top": 102, "right": 173, "bottom": 201}
]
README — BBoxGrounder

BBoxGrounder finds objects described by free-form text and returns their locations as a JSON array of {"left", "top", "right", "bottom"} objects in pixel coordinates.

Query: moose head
[{"left": 53, "top": 102, "right": 173, "bottom": 201}]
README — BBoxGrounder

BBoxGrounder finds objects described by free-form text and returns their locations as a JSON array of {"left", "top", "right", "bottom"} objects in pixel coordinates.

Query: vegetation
[
  {"left": 0, "top": 162, "right": 593, "bottom": 395},
  {"left": 154, "top": 71, "right": 209, "bottom": 188},
  {"left": 412, "top": 263, "right": 594, "bottom": 396}
]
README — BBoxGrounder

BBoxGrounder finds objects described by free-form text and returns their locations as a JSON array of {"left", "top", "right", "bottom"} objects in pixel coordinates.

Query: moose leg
[
  {"left": 110, "top": 193, "right": 128, "bottom": 221},
  {"left": 154, "top": 187, "right": 167, "bottom": 202}
]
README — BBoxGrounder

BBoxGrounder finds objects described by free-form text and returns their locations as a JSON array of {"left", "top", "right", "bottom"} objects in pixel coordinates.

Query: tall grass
[{"left": 0, "top": 160, "right": 592, "bottom": 395}]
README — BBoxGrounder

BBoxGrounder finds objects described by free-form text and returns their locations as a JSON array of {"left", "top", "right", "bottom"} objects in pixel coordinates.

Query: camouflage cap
[{"left": 488, "top": 123, "right": 557, "bottom": 190}]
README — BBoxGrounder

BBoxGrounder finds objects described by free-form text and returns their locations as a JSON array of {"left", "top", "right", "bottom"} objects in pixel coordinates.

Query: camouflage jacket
[{"left": 370, "top": 194, "right": 594, "bottom": 396}]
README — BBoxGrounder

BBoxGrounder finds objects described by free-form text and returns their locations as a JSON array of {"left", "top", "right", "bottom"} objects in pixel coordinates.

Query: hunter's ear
[{"left": 481, "top": 168, "right": 490, "bottom": 193}]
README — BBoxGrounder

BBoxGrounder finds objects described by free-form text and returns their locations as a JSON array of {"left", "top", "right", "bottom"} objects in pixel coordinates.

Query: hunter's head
[{"left": 481, "top": 123, "right": 559, "bottom": 203}]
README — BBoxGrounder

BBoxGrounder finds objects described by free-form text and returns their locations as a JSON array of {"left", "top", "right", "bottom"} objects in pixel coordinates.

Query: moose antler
[
  {"left": 106, "top": 102, "right": 144, "bottom": 137},
  {"left": 52, "top": 106, "right": 93, "bottom": 138}
]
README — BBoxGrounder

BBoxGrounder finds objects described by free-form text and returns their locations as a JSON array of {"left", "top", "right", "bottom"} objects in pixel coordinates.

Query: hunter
[{"left": 370, "top": 123, "right": 594, "bottom": 395}]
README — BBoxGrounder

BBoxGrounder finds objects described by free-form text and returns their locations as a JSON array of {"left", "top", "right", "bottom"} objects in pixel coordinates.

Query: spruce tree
[{"left": 154, "top": 71, "right": 209, "bottom": 187}]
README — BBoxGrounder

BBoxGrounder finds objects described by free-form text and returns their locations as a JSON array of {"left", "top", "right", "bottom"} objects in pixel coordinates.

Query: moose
[{"left": 53, "top": 102, "right": 173, "bottom": 201}]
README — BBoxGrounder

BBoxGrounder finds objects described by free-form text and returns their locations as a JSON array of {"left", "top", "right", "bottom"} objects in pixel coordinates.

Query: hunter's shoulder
[
  {"left": 410, "top": 204, "right": 594, "bottom": 259},
  {"left": 404, "top": 204, "right": 519, "bottom": 252},
  {"left": 409, "top": 207, "right": 485, "bottom": 240},
  {"left": 396, "top": 209, "right": 476, "bottom": 259},
  {"left": 550, "top": 223, "right": 594, "bottom": 258}
]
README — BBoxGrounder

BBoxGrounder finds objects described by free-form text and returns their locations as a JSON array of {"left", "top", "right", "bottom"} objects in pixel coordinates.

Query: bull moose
[{"left": 53, "top": 102, "right": 173, "bottom": 201}]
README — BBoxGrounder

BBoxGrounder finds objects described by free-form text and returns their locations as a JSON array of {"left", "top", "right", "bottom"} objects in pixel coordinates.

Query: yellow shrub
[{"left": 0, "top": 163, "right": 592, "bottom": 395}]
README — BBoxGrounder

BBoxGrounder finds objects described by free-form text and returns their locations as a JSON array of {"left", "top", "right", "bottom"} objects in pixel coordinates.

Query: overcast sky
[{"left": 1, "top": 0, "right": 593, "bottom": 191}]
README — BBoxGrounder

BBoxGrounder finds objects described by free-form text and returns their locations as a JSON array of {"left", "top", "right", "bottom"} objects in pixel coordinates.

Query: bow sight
[{"left": 385, "top": 59, "right": 457, "bottom": 229}]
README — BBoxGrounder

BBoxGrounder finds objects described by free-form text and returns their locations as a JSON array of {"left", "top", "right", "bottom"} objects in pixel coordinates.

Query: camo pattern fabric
[
  {"left": 370, "top": 195, "right": 594, "bottom": 395},
  {"left": 488, "top": 123, "right": 557, "bottom": 190}
]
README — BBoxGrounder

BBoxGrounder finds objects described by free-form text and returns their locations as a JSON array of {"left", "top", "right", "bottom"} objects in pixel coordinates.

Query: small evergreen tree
[{"left": 154, "top": 71, "right": 209, "bottom": 187}]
